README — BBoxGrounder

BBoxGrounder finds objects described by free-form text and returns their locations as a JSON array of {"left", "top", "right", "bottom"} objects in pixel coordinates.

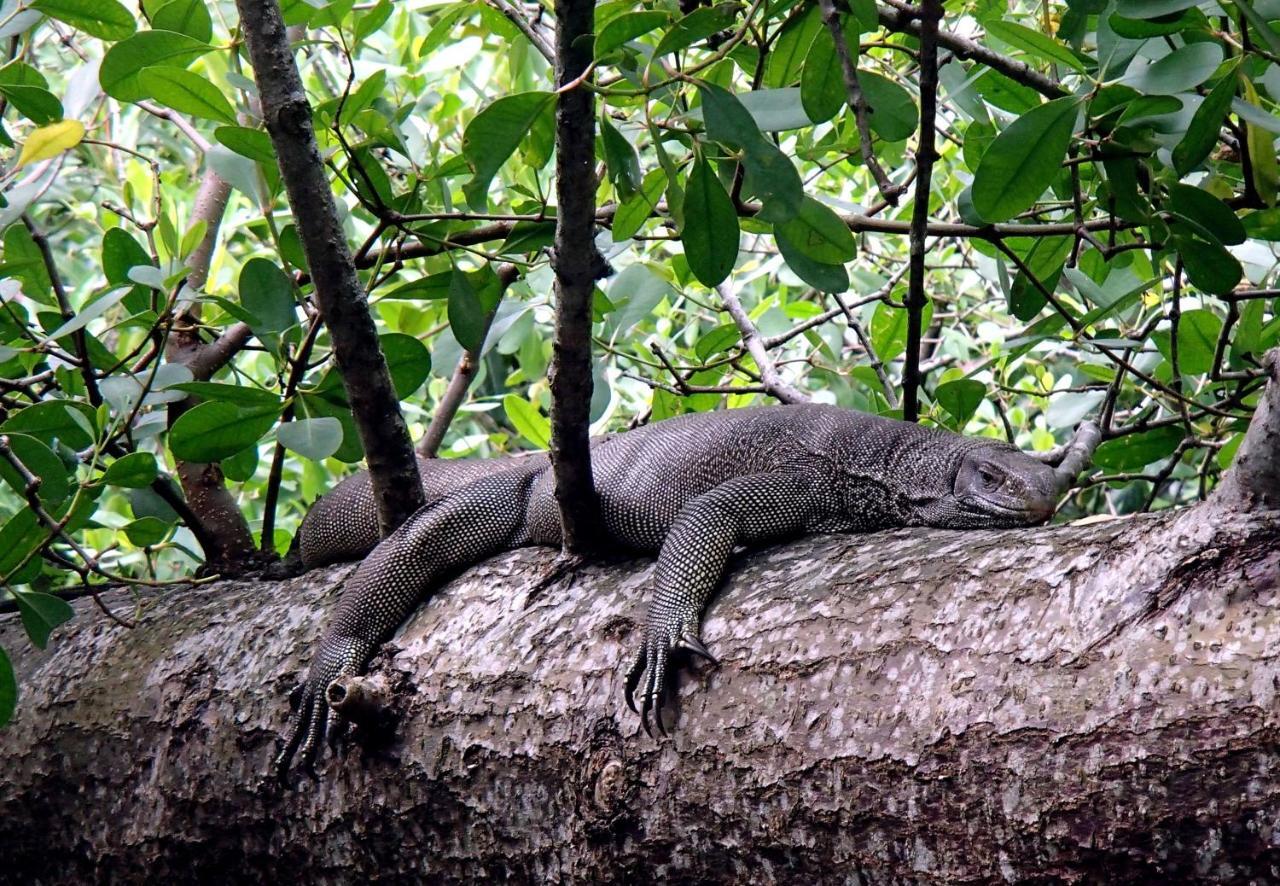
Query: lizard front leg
[
  {"left": 623, "top": 472, "right": 829, "bottom": 734},
  {"left": 276, "top": 467, "right": 542, "bottom": 775}
]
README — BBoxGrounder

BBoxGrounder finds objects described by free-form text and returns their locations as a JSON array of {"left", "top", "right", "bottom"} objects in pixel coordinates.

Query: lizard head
[{"left": 950, "top": 446, "right": 1060, "bottom": 527}]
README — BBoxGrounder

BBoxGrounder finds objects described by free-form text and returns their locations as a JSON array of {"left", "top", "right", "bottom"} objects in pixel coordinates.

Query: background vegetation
[{"left": 0, "top": 0, "right": 1276, "bottom": 724}]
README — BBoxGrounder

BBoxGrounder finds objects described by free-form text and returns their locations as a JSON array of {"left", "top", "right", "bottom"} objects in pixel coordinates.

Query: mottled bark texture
[
  {"left": 236, "top": 0, "right": 425, "bottom": 536},
  {"left": 2, "top": 501, "right": 1279, "bottom": 883},
  {"left": 548, "top": 0, "right": 606, "bottom": 553}
]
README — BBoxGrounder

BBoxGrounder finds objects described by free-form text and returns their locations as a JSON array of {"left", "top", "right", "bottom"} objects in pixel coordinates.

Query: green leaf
[
  {"left": 614, "top": 167, "right": 666, "bottom": 241},
  {"left": 0, "top": 84, "right": 62, "bottom": 125},
  {"left": 102, "top": 228, "right": 153, "bottom": 286},
  {"left": 653, "top": 3, "right": 737, "bottom": 58},
  {"left": 124, "top": 516, "right": 170, "bottom": 547},
  {"left": 1092, "top": 427, "right": 1184, "bottom": 470},
  {"left": 381, "top": 331, "right": 432, "bottom": 398},
  {"left": 935, "top": 379, "right": 985, "bottom": 429},
  {"left": 1124, "top": 43, "right": 1223, "bottom": 95},
  {"left": 775, "top": 197, "right": 856, "bottom": 265},
  {"left": 1162, "top": 308, "right": 1222, "bottom": 375},
  {"left": 1172, "top": 62, "right": 1240, "bottom": 175},
  {"left": 278, "top": 417, "right": 343, "bottom": 461},
  {"left": 169, "top": 401, "right": 278, "bottom": 463},
  {"left": 765, "top": 3, "right": 822, "bottom": 87},
  {"left": 214, "top": 126, "right": 275, "bottom": 164},
  {"left": 698, "top": 81, "right": 803, "bottom": 220},
  {"left": 103, "top": 451, "right": 158, "bottom": 488},
  {"left": 695, "top": 323, "right": 740, "bottom": 361},
  {"left": 1243, "top": 77, "right": 1280, "bottom": 206},
  {"left": 601, "top": 115, "right": 641, "bottom": 197},
  {"left": 12, "top": 589, "right": 73, "bottom": 650},
  {"left": 774, "top": 225, "right": 850, "bottom": 293},
  {"left": 801, "top": 24, "right": 848, "bottom": 124},
  {"left": 1166, "top": 184, "right": 1245, "bottom": 246},
  {"left": 1, "top": 400, "right": 95, "bottom": 449},
  {"left": 99, "top": 30, "right": 211, "bottom": 102},
  {"left": 1243, "top": 208, "right": 1280, "bottom": 240},
  {"left": 0, "top": 647, "right": 14, "bottom": 727},
  {"left": 1114, "top": 0, "right": 1200, "bottom": 16},
  {"left": 166, "top": 382, "right": 282, "bottom": 407},
  {"left": 31, "top": 0, "right": 135, "bottom": 40},
  {"left": 596, "top": 9, "right": 668, "bottom": 56},
  {"left": 737, "top": 88, "right": 812, "bottom": 132},
  {"left": 151, "top": 0, "right": 214, "bottom": 43},
  {"left": 503, "top": 394, "right": 550, "bottom": 449},
  {"left": 984, "top": 20, "right": 1087, "bottom": 73},
  {"left": 447, "top": 267, "right": 494, "bottom": 352},
  {"left": 1173, "top": 234, "right": 1242, "bottom": 295},
  {"left": 461, "top": 91, "right": 555, "bottom": 208},
  {"left": 0, "top": 434, "right": 67, "bottom": 505},
  {"left": 870, "top": 299, "right": 932, "bottom": 361},
  {"left": 681, "top": 155, "right": 740, "bottom": 288},
  {"left": 857, "top": 70, "right": 917, "bottom": 141},
  {"left": 239, "top": 258, "right": 297, "bottom": 336},
  {"left": 972, "top": 96, "right": 1080, "bottom": 223},
  {"left": 604, "top": 264, "right": 674, "bottom": 336}
]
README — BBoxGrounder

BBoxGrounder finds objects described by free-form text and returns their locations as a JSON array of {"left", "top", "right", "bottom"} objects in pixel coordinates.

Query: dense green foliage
[{"left": 0, "top": 0, "right": 1277, "bottom": 722}]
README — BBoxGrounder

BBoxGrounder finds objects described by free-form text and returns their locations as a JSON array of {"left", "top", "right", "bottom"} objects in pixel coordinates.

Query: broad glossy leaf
[
  {"left": 31, "top": 0, "right": 134, "bottom": 40},
  {"left": 613, "top": 168, "right": 666, "bottom": 241},
  {"left": 652, "top": 4, "right": 737, "bottom": 58},
  {"left": 2, "top": 400, "right": 95, "bottom": 449},
  {"left": 100, "top": 30, "right": 211, "bottom": 102},
  {"left": 503, "top": 394, "right": 550, "bottom": 449},
  {"left": 972, "top": 96, "right": 1080, "bottom": 223},
  {"left": 168, "top": 401, "right": 278, "bottom": 463},
  {"left": 1172, "top": 62, "right": 1239, "bottom": 175},
  {"left": 601, "top": 115, "right": 641, "bottom": 197},
  {"left": 801, "top": 24, "right": 848, "bottom": 124},
  {"left": 1124, "top": 43, "right": 1222, "bottom": 95},
  {"left": 167, "top": 382, "right": 282, "bottom": 407},
  {"left": 775, "top": 197, "right": 856, "bottom": 265},
  {"left": 151, "top": 0, "right": 214, "bottom": 43},
  {"left": 214, "top": 126, "right": 275, "bottom": 164},
  {"left": 1092, "top": 427, "right": 1184, "bottom": 470},
  {"left": 1166, "top": 184, "right": 1245, "bottom": 245},
  {"left": 461, "top": 91, "right": 555, "bottom": 208},
  {"left": 857, "top": 71, "right": 916, "bottom": 141},
  {"left": 0, "top": 433, "right": 67, "bottom": 505},
  {"left": 11, "top": 589, "right": 73, "bottom": 650},
  {"left": 103, "top": 451, "right": 158, "bottom": 488},
  {"left": 935, "top": 379, "right": 985, "bottom": 429},
  {"left": 239, "top": 258, "right": 296, "bottom": 338},
  {"left": 764, "top": 3, "right": 822, "bottom": 87},
  {"left": 984, "top": 20, "right": 1087, "bottom": 73},
  {"left": 681, "top": 155, "right": 739, "bottom": 288},
  {"left": 596, "top": 9, "right": 667, "bottom": 56},
  {"left": 738, "top": 88, "right": 812, "bottom": 132},
  {"left": 775, "top": 225, "right": 849, "bottom": 293},
  {"left": 1243, "top": 77, "right": 1280, "bottom": 206},
  {"left": 0, "top": 84, "right": 61, "bottom": 124},
  {"left": 1114, "top": 0, "right": 1200, "bottom": 16},
  {"left": 278, "top": 417, "right": 343, "bottom": 461},
  {"left": 698, "top": 81, "right": 803, "bottom": 220},
  {"left": 124, "top": 516, "right": 170, "bottom": 547},
  {"left": 16, "top": 119, "right": 83, "bottom": 168},
  {"left": 1164, "top": 308, "right": 1221, "bottom": 375},
  {"left": 1173, "top": 234, "right": 1242, "bottom": 295},
  {"left": 381, "top": 331, "right": 432, "bottom": 398}
]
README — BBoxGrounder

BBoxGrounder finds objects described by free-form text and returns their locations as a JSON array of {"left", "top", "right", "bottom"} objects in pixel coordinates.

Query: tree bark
[
  {"left": 236, "top": 0, "right": 425, "bottom": 536},
  {"left": 2, "top": 499, "right": 1278, "bottom": 883},
  {"left": 548, "top": 0, "right": 605, "bottom": 553}
]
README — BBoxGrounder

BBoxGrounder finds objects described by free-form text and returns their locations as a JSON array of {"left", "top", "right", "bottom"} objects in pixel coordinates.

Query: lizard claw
[
  {"left": 622, "top": 624, "right": 715, "bottom": 737},
  {"left": 274, "top": 636, "right": 370, "bottom": 779}
]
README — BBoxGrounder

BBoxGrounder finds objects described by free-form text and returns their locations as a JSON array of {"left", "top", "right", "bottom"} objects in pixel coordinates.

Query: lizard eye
[{"left": 978, "top": 468, "right": 1002, "bottom": 491}]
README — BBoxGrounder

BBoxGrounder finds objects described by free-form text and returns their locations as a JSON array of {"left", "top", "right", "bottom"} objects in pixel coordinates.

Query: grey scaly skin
[{"left": 277, "top": 404, "right": 1095, "bottom": 773}]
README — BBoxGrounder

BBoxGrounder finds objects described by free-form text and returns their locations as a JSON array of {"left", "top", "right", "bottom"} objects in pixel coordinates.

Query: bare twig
[
  {"left": 716, "top": 282, "right": 810, "bottom": 404},
  {"left": 818, "top": 0, "right": 904, "bottom": 206},
  {"left": 902, "top": 0, "right": 942, "bottom": 422}
]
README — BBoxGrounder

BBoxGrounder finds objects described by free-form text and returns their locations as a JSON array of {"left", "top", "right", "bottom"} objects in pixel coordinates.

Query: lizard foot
[
  {"left": 623, "top": 624, "right": 718, "bottom": 737},
  {"left": 274, "top": 636, "right": 371, "bottom": 778}
]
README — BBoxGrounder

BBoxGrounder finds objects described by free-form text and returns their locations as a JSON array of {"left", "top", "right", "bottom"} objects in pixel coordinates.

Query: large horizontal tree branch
[{"left": 1, "top": 497, "right": 1278, "bottom": 880}]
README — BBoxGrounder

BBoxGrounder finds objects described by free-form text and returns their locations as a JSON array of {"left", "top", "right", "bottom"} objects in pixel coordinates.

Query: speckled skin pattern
[{"left": 277, "top": 404, "right": 1063, "bottom": 770}]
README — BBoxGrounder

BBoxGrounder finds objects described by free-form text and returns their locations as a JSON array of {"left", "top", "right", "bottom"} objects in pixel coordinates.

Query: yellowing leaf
[{"left": 16, "top": 119, "right": 85, "bottom": 168}]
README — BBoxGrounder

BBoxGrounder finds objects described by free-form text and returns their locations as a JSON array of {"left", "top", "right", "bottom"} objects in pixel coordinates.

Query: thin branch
[
  {"left": 902, "top": 0, "right": 942, "bottom": 422},
  {"left": 484, "top": 0, "right": 555, "bottom": 63},
  {"left": 716, "top": 282, "right": 810, "bottom": 405},
  {"left": 418, "top": 264, "right": 521, "bottom": 457},
  {"left": 819, "top": 0, "right": 904, "bottom": 206}
]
